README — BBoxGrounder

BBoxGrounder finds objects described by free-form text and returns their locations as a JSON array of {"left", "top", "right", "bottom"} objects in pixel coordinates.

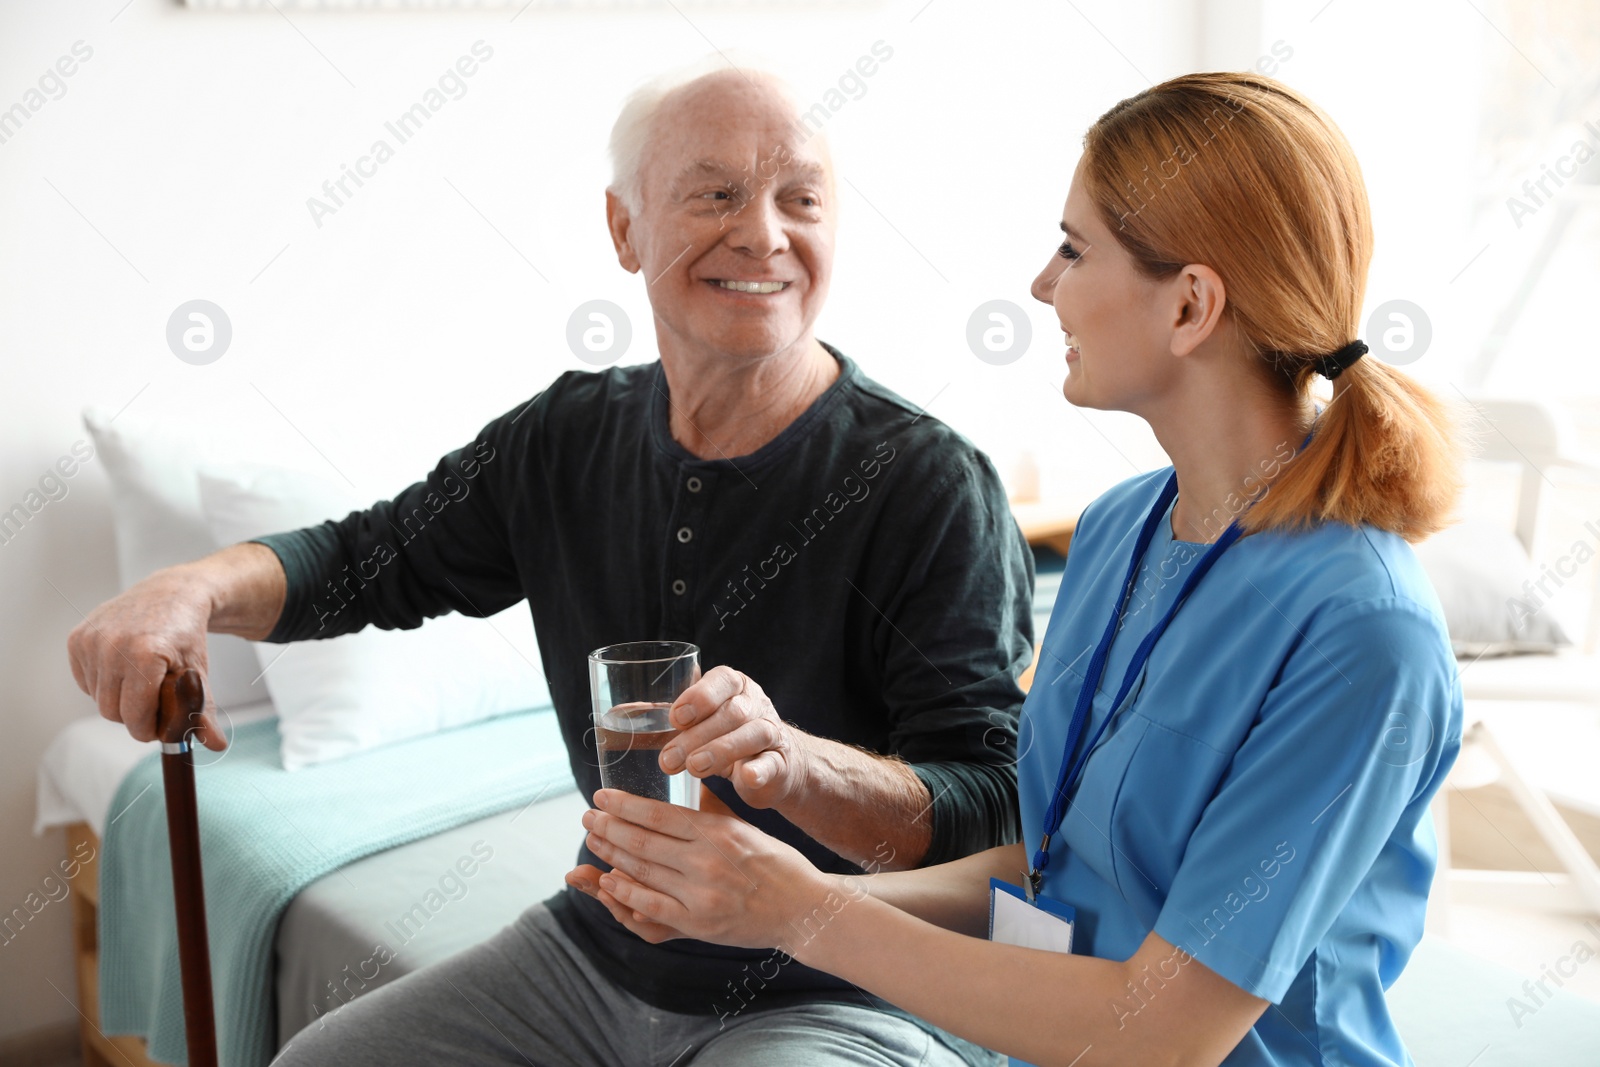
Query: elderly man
[{"left": 68, "top": 66, "right": 1032, "bottom": 1066}]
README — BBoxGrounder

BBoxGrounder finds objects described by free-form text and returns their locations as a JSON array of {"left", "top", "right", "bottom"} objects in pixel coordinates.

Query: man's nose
[{"left": 728, "top": 195, "right": 787, "bottom": 259}]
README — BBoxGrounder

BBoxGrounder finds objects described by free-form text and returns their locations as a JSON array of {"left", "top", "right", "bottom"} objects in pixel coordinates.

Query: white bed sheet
[{"left": 35, "top": 700, "right": 277, "bottom": 838}]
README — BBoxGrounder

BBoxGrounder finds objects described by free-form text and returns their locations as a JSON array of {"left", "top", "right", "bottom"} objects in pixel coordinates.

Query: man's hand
[
  {"left": 65, "top": 543, "right": 287, "bottom": 751},
  {"left": 656, "top": 665, "right": 933, "bottom": 871},
  {"left": 659, "top": 666, "right": 811, "bottom": 809},
  {"left": 67, "top": 567, "right": 226, "bottom": 750}
]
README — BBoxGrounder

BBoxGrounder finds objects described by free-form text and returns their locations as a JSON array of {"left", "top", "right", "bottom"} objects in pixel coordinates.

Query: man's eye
[{"left": 1057, "top": 240, "right": 1081, "bottom": 261}]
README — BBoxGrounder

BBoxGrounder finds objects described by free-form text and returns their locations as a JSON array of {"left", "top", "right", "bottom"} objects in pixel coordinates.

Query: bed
[{"left": 37, "top": 706, "right": 590, "bottom": 1067}]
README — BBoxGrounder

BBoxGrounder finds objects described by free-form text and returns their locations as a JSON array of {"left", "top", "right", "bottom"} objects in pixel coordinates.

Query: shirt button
[
  {"left": 687, "top": 476, "right": 703, "bottom": 493},
  {"left": 677, "top": 526, "right": 693, "bottom": 543},
  {"left": 672, "top": 579, "right": 687, "bottom": 596}
]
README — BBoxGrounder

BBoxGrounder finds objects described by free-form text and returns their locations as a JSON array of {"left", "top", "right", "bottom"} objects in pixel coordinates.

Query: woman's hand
[
  {"left": 570, "top": 789, "right": 838, "bottom": 951},
  {"left": 564, "top": 863, "right": 688, "bottom": 944}
]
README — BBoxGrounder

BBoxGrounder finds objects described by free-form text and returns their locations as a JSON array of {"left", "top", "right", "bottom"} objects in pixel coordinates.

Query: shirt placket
[{"left": 664, "top": 467, "right": 713, "bottom": 635}]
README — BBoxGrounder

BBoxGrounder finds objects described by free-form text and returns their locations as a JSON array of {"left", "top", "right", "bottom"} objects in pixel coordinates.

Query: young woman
[{"left": 572, "top": 72, "right": 1463, "bottom": 1067}]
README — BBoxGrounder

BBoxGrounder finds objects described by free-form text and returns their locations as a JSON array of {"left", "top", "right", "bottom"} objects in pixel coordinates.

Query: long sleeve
[
  {"left": 867, "top": 448, "right": 1034, "bottom": 865},
  {"left": 254, "top": 415, "right": 527, "bottom": 642}
]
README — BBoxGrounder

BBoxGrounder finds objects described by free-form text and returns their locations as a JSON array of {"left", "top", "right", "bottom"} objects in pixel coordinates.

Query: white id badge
[{"left": 988, "top": 878, "right": 1075, "bottom": 955}]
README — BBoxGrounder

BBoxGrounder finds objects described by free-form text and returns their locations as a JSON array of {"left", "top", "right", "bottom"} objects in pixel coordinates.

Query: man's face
[{"left": 609, "top": 74, "right": 836, "bottom": 363}]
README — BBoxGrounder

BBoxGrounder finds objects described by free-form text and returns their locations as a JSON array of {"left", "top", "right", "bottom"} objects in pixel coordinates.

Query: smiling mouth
[{"left": 713, "top": 280, "right": 790, "bottom": 294}]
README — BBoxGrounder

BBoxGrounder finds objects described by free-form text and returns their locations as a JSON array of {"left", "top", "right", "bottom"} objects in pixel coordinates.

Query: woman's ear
[
  {"left": 606, "top": 190, "right": 642, "bottom": 274},
  {"left": 1168, "top": 264, "right": 1228, "bottom": 358}
]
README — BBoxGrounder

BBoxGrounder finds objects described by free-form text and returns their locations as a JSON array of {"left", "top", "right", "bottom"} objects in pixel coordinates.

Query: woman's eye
[{"left": 1057, "top": 240, "right": 1080, "bottom": 261}]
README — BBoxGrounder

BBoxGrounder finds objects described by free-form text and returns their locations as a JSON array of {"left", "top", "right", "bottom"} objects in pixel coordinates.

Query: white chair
[{"left": 1431, "top": 397, "right": 1600, "bottom": 927}]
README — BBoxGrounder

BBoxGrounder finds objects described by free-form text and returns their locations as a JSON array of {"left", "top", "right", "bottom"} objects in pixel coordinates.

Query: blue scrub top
[{"left": 1018, "top": 469, "right": 1462, "bottom": 1067}]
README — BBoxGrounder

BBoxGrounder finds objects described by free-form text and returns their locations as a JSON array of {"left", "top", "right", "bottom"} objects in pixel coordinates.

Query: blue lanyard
[{"left": 1027, "top": 471, "right": 1243, "bottom": 899}]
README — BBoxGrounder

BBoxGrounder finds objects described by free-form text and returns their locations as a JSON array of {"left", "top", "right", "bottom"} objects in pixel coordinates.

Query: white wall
[{"left": 0, "top": 0, "right": 1515, "bottom": 1041}]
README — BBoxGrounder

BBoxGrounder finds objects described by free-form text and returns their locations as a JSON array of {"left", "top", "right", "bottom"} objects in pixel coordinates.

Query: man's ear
[
  {"left": 606, "top": 189, "right": 642, "bottom": 274},
  {"left": 1168, "top": 263, "right": 1228, "bottom": 359}
]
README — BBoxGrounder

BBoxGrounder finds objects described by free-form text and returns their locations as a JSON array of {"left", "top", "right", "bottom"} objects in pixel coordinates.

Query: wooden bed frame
[{"left": 66, "top": 821, "right": 164, "bottom": 1067}]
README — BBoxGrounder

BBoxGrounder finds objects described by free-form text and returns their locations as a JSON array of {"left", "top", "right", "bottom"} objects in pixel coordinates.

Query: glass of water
[{"left": 587, "top": 641, "right": 701, "bottom": 809}]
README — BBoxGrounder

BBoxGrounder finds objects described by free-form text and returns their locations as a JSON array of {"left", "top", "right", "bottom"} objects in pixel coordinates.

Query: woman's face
[{"left": 1030, "top": 161, "right": 1176, "bottom": 414}]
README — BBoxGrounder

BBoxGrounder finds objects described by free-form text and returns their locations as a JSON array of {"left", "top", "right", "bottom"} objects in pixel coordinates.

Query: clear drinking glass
[{"left": 587, "top": 641, "right": 701, "bottom": 809}]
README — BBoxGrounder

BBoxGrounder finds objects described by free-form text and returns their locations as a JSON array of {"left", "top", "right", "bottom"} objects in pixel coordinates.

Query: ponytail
[
  {"left": 1244, "top": 359, "right": 1462, "bottom": 541},
  {"left": 1082, "top": 71, "right": 1462, "bottom": 541}
]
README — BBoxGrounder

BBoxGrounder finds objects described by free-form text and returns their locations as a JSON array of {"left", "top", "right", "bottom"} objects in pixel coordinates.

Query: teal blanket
[{"left": 99, "top": 707, "right": 577, "bottom": 1067}]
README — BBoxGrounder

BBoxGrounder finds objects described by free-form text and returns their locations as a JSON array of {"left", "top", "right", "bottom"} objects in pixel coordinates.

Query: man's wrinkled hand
[
  {"left": 658, "top": 666, "right": 809, "bottom": 809},
  {"left": 65, "top": 569, "right": 227, "bottom": 751}
]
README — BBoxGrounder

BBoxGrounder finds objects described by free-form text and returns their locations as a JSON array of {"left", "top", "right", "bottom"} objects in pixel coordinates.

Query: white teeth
[{"left": 718, "top": 280, "right": 788, "bottom": 294}]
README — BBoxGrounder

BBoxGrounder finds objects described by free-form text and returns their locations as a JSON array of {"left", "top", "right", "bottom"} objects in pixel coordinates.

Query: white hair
[{"left": 607, "top": 54, "right": 825, "bottom": 212}]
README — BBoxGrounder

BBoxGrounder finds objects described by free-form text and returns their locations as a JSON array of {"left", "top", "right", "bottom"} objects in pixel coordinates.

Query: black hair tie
[{"left": 1314, "top": 340, "right": 1367, "bottom": 380}]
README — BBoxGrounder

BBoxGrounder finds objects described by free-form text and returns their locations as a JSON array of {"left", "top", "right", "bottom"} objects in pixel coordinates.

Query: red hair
[{"left": 1081, "top": 72, "right": 1460, "bottom": 540}]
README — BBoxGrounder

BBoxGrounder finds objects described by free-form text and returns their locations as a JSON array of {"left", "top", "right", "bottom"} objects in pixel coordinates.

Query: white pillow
[
  {"left": 1413, "top": 518, "right": 1573, "bottom": 658},
  {"left": 196, "top": 462, "right": 552, "bottom": 771},
  {"left": 82, "top": 406, "right": 267, "bottom": 711}
]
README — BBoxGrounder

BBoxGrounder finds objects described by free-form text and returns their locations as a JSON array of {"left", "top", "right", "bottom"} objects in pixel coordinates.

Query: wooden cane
[{"left": 156, "top": 669, "right": 219, "bottom": 1067}]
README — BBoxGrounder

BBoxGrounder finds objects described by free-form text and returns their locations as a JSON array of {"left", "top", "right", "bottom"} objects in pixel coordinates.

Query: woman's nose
[{"left": 1030, "top": 260, "right": 1059, "bottom": 305}]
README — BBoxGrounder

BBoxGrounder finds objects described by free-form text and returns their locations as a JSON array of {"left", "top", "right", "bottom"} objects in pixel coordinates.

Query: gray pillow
[{"left": 1412, "top": 518, "right": 1572, "bottom": 658}]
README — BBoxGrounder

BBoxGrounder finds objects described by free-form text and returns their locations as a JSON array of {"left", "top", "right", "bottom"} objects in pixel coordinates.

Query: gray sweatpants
[{"left": 270, "top": 903, "right": 998, "bottom": 1066}]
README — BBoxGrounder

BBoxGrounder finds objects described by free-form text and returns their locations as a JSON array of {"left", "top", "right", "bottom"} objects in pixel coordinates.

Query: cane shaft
[{"left": 157, "top": 670, "right": 218, "bottom": 1067}]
